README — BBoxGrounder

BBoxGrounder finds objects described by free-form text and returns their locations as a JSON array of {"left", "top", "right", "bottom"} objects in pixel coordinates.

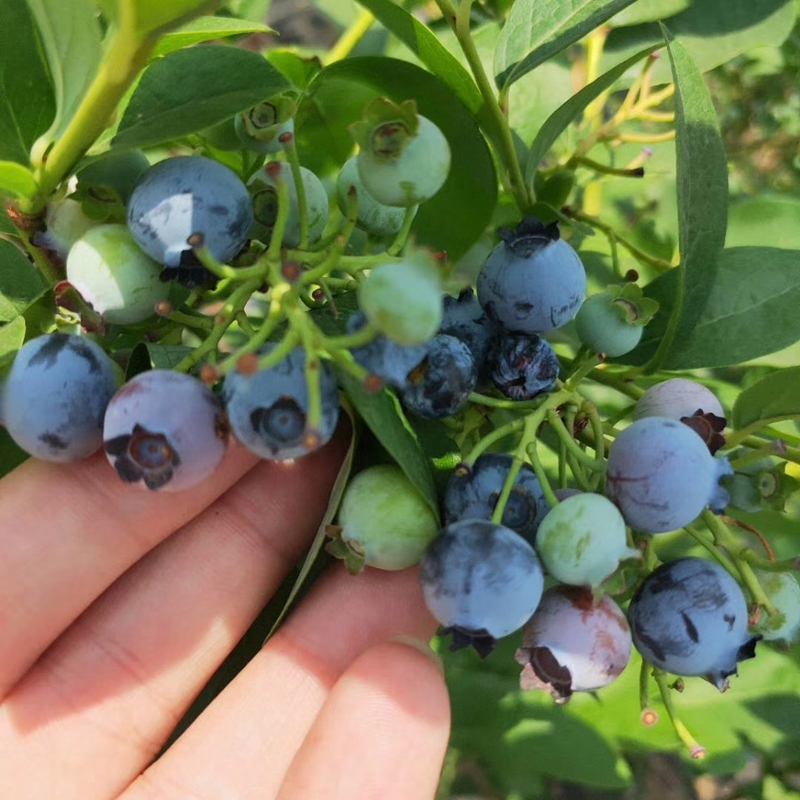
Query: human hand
[{"left": 0, "top": 422, "right": 450, "bottom": 799}]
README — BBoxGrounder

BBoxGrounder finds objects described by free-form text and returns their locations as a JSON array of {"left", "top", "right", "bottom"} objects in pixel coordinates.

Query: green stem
[
  {"left": 653, "top": 669, "right": 706, "bottom": 760},
  {"left": 546, "top": 409, "right": 607, "bottom": 472},
  {"left": 26, "top": 28, "right": 152, "bottom": 213},
  {"left": 527, "top": 440, "right": 559, "bottom": 509},
  {"left": 386, "top": 205, "right": 418, "bottom": 256},
  {"left": 433, "top": 0, "right": 530, "bottom": 213},
  {"left": 571, "top": 155, "right": 644, "bottom": 179}
]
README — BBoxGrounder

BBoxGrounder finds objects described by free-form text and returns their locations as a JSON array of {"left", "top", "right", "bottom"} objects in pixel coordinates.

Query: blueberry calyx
[
  {"left": 104, "top": 423, "right": 181, "bottom": 490},
  {"left": 498, "top": 217, "right": 560, "bottom": 258},
  {"left": 441, "top": 625, "right": 496, "bottom": 659},
  {"left": 680, "top": 410, "right": 727, "bottom": 455}
]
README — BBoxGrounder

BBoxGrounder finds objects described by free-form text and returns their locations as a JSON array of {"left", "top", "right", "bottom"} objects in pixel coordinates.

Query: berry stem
[
  {"left": 526, "top": 440, "right": 559, "bottom": 509},
  {"left": 701, "top": 510, "right": 779, "bottom": 615},
  {"left": 282, "top": 138, "right": 311, "bottom": 249},
  {"left": 432, "top": 0, "right": 530, "bottom": 213},
  {"left": 652, "top": 668, "right": 706, "bottom": 759},
  {"left": 193, "top": 245, "right": 268, "bottom": 282},
  {"left": 386, "top": 205, "right": 419, "bottom": 257},
  {"left": 571, "top": 156, "right": 645, "bottom": 179},
  {"left": 546, "top": 409, "right": 607, "bottom": 472},
  {"left": 681, "top": 523, "right": 740, "bottom": 579}
]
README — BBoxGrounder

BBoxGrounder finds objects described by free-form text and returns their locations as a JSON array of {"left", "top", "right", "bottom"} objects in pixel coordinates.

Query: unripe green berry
[
  {"left": 575, "top": 292, "right": 643, "bottom": 357},
  {"left": 336, "top": 157, "right": 405, "bottom": 238},
  {"left": 335, "top": 465, "right": 439, "bottom": 571}
]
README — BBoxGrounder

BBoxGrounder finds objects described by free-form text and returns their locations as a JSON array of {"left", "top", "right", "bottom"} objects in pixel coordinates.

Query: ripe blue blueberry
[
  {"left": 605, "top": 417, "right": 733, "bottom": 532},
  {"left": 331, "top": 464, "right": 439, "bottom": 572},
  {"left": 635, "top": 378, "right": 727, "bottom": 454},
  {"left": 400, "top": 334, "right": 477, "bottom": 419},
  {"left": 222, "top": 344, "right": 340, "bottom": 460},
  {"left": 628, "top": 557, "right": 759, "bottom": 690},
  {"left": 346, "top": 311, "right": 427, "bottom": 389},
  {"left": 66, "top": 224, "right": 169, "bottom": 325},
  {"left": 488, "top": 332, "right": 559, "bottom": 401},
  {"left": 127, "top": 156, "right": 253, "bottom": 269},
  {"left": 2, "top": 333, "right": 117, "bottom": 462},
  {"left": 103, "top": 370, "right": 228, "bottom": 491},
  {"left": 419, "top": 518, "right": 544, "bottom": 656},
  {"left": 536, "top": 493, "right": 640, "bottom": 587},
  {"left": 442, "top": 453, "right": 548, "bottom": 545},
  {"left": 477, "top": 217, "right": 586, "bottom": 335},
  {"left": 249, "top": 162, "right": 329, "bottom": 247},
  {"left": 515, "top": 586, "right": 632, "bottom": 702},
  {"left": 440, "top": 289, "right": 501, "bottom": 382},
  {"left": 335, "top": 157, "right": 406, "bottom": 238}
]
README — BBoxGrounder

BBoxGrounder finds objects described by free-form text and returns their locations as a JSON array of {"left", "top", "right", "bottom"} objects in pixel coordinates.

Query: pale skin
[{"left": 0, "top": 421, "right": 451, "bottom": 799}]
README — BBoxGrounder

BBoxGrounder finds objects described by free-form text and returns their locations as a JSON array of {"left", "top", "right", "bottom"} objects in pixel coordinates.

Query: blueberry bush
[{"left": 1, "top": 0, "right": 799, "bottom": 796}]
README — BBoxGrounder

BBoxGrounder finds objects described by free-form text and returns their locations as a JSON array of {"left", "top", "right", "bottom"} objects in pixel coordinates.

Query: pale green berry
[
  {"left": 358, "top": 255, "right": 442, "bottom": 345},
  {"left": 535, "top": 493, "right": 640, "bottom": 587},
  {"left": 337, "top": 465, "right": 439, "bottom": 570},
  {"left": 751, "top": 570, "right": 800, "bottom": 642},
  {"left": 357, "top": 115, "right": 451, "bottom": 207},
  {"left": 66, "top": 224, "right": 168, "bottom": 325}
]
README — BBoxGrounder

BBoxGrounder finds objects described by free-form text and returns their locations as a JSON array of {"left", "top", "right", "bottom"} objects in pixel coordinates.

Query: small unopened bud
[
  {"left": 236, "top": 353, "right": 259, "bottom": 376},
  {"left": 155, "top": 300, "right": 174, "bottom": 317},
  {"left": 199, "top": 363, "right": 220, "bottom": 385}
]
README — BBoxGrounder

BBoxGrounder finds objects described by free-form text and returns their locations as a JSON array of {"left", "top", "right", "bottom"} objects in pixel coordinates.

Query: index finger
[{"left": 0, "top": 444, "right": 257, "bottom": 697}]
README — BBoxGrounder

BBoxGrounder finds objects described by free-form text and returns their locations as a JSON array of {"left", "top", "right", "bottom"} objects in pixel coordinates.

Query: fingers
[
  {"left": 0, "top": 444, "right": 258, "bottom": 696},
  {"left": 276, "top": 639, "right": 450, "bottom": 800},
  {"left": 122, "top": 565, "right": 440, "bottom": 800},
  {"left": 0, "top": 427, "right": 348, "bottom": 800}
]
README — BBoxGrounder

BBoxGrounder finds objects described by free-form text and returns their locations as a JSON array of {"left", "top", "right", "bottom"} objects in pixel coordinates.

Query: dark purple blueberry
[
  {"left": 440, "top": 289, "right": 501, "bottom": 381},
  {"left": 346, "top": 311, "right": 427, "bottom": 389},
  {"left": 489, "top": 332, "right": 559, "bottom": 400},
  {"left": 442, "top": 453, "right": 549, "bottom": 545},
  {"left": 103, "top": 370, "right": 228, "bottom": 491},
  {"left": 400, "top": 334, "right": 477, "bottom": 419},
  {"left": 2, "top": 333, "right": 118, "bottom": 462},
  {"left": 628, "top": 557, "right": 760, "bottom": 691},
  {"left": 222, "top": 344, "right": 340, "bottom": 460}
]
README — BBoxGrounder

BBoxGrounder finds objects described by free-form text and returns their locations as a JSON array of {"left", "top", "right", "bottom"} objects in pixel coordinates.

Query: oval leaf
[
  {"left": 624, "top": 247, "right": 800, "bottom": 369},
  {"left": 0, "top": 239, "right": 48, "bottom": 323},
  {"left": 112, "top": 46, "right": 290, "bottom": 149},
  {"left": 643, "top": 28, "right": 727, "bottom": 371},
  {"left": 0, "top": 2, "right": 55, "bottom": 164},
  {"left": 25, "top": 0, "right": 102, "bottom": 159},
  {"left": 0, "top": 162, "right": 38, "bottom": 199},
  {"left": 149, "top": 16, "right": 275, "bottom": 59},
  {"left": 335, "top": 370, "right": 439, "bottom": 518},
  {"left": 295, "top": 57, "right": 497, "bottom": 261},
  {"left": 525, "top": 45, "right": 657, "bottom": 191},
  {"left": 494, "top": 0, "right": 637, "bottom": 90},
  {"left": 732, "top": 367, "right": 800, "bottom": 432}
]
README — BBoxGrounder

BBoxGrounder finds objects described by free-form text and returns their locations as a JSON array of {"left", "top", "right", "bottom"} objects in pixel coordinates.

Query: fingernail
[{"left": 388, "top": 634, "right": 445, "bottom": 675}]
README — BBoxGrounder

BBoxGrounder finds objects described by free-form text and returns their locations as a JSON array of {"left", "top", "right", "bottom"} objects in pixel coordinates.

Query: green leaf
[
  {"left": 732, "top": 367, "right": 800, "bottom": 432},
  {"left": 627, "top": 247, "right": 800, "bottom": 369},
  {"left": 494, "top": 0, "right": 637, "bottom": 90},
  {"left": 295, "top": 57, "right": 497, "bottom": 261},
  {"left": 265, "top": 50, "right": 323, "bottom": 90},
  {"left": 0, "top": 316, "right": 26, "bottom": 368},
  {"left": 0, "top": 427, "right": 29, "bottom": 479},
  {"left": 0, "top": 162, "right": 38, "bottom": 199},
  {"left": 105, "top": 0, "right": 223, "bottom": 38},
  {"left": 0, "top": 240, "right": 48, "bottom": 323},
  {"left": 336, "top": 370, "right": 439, "bottom": 518},
  {"left": 149, "top": 15, "right": 275, "bottom": 59},
  {"left": 525, "top": 46, "right": 657, "bottom": 193},
  {"left": 643, "top": 29, "right": 727, "bottom": 371},
  {"left": 353, "top": 0, "right": 482, "bottom": 115},
  {"left": 603, "top": 0, "right": 796, "bottom": 81},
  {"left": 0, "top": 198, "right": 14, "bottom": 235},
  {"left": 112, "top": 45, "right": 290, "bottom": 149},
  {"left": 610, "top": 0, "right": 690, "bottom": 26},
  {"left": 263, "top": 400, "right": 357, "bottom": 642},
  {"left": 0, "top": 2, "right": 55, "bottom": 164},
  {"left": 25, "top": 0, "right": 102, "bottom": 160}
]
